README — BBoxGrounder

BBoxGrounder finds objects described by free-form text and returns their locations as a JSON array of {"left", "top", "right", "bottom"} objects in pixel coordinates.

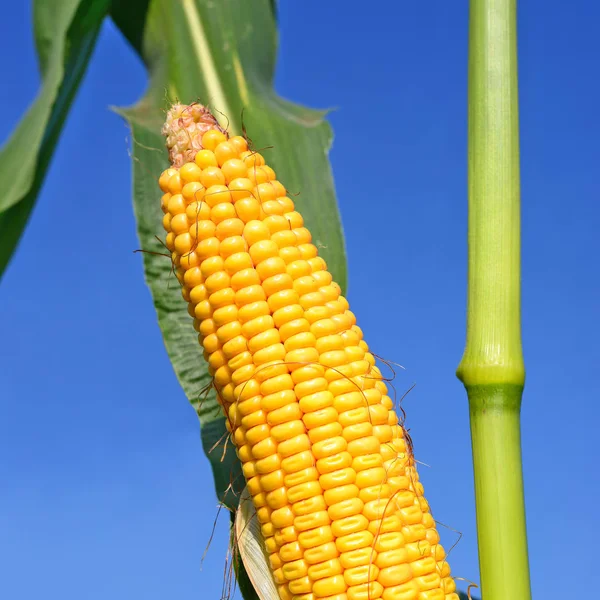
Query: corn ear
[{"left": 159, "top": 103, "right": 459, "bottom": 600}]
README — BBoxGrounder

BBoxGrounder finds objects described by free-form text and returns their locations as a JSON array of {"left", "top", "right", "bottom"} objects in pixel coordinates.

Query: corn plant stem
[{"left": 456, "top": 1, "right": 532, "bottom": 599}]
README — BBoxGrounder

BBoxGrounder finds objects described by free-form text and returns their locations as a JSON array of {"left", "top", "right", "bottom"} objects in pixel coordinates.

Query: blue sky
[{"left": 1, "top": 1, "right": 598, "bottom": 598}]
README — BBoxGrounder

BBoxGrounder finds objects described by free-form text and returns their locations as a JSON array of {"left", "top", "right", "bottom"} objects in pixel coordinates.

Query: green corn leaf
[
  {"left": 0, "top": 0, "right": 109, "bottom": 279},
  {"left": 114, "top": 0, "right": 346, "bottom": 510}
]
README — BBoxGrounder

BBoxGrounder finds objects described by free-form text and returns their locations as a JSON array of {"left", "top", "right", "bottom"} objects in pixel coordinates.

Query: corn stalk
[{"left": 456, "top": 1, "right": 532, "bottom": 599}]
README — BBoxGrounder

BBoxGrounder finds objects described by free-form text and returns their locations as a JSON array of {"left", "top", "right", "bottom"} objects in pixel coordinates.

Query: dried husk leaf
[{"left": 234, "top": 486, "right": 279, "bottom": 600}]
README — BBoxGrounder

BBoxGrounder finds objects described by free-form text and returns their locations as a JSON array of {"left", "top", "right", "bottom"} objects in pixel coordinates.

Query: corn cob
[{"left": 159, "top": 103, "right": 459, "bottom": 600}]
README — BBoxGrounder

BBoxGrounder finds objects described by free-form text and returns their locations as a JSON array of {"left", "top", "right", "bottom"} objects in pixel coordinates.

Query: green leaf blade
[
  {"left": 115, "top": 11, "right": 347, "bottom": 595},
  {"left": 0, "top": 0, "right": 109, "bottom": 278},
  {"left": 117, "top": 0, "right": 346, "bottom": 432}
]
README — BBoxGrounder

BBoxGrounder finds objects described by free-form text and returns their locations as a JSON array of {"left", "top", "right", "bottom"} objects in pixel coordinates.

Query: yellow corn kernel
[
  {"left": 294, "top": 510, "right": 330, "bottom": 532},
  {"left": 418, "top": 590, "right": 444, "bottom": 600},
  {"left": 363, "top": 498, "right": 395, "bottom": 521},
  {"left": 291, "top": 594, "right": 314, "bottom": 600},
  {"left": 307, "top": 558, "right": 343, "bottom": 581},
  {"left": 409, "top": 558, "right": 436, "bottom": 578},
  {"left": 327, "top": 498, "right": 364, "bottom": 521},
  {"left": 413, "top": 572, "right": 441, "bottom": 592},
  {"left": 275, "top": 526, "right": 299, "bottom": 546},
  {"left": 262, "top": 522, "right": 276, "bottom": 538},
  {"left": 405, "top": 541, "right": 431, "bottom": 563},
  {"left": 316, "top": 452, "right": 353, "bottom": 475},
  {"left": 397, "top": 506, "right": 424, "bottom": 526},
  {"left": 381, "top": 581, "right": 419, "bottom": 600},
  {"left": 378, "top": 565, "right": 413, "bottom": 588},
  {"left": 269, "top": 552, "right": 283, "bottom": 571},
  {"left": 435, "top": 561, "right": 451, "bottom": 578},
  {"left": 266, "top": 536, "right": 280, "bottom": 553},
  {"left": 347, "top": 582, "right": 384, "bottom": 600},
  {"left": 319, "top": 468, "right": 356, "bottom": 490},
  {"left": 261, "top": 469, "right": 285, "bottom": 492},
  {"left": 287, "top": 481, "right": 323, "bottom": 504},
  {"left": 360, "top": 484, "right": 392, "bottom": 505},
  {"left": 277, "top": 584, "right": 293, "bottom": 600},
  {"left": 271, "top": 417, "right": 305, "bottom": 438},
  {"left": 376, "top": 549, "right": 409, "bottom": 570},
  {"left": 251, "top": 437, "right": 277, "bottom": 460},
  {"left": 288, "top": 576, "right": 313, "bottom": 595},
  {"left": 324, "top": 484, "right": 360, "bottom": 506},
  {"left": 335, "top": 531, "right": 373, "bottom": 554},
  {"left": 312, "top": 437, "right": 347, "bottom": 459},
  {"left": 339, "top": 547, "right": 375, "bottom": 570},
  {"left": 312, "top": 575, "right": 347, "bottom": 597},
  {"left": 278, "top": 434, "right": 311, "bottom": 457},
  {"left": 283, "top": 559, "right": 309, "bottom": 581},
  {"left": 331, "top": 514, "right": 369, "bottom": 538},
  {"left": 293, "top": 496, "right": 327, "bottom": 517},
  {"left": 271, "top": 505, "right": 296, "bottom": 529},
  {"left": 300, "top": 391, "right": 335, "bottom": 414},
  {"left": 374, "top": 532, "right": 405, "bottom": 553},
  {"left": 355, "top": 467, "right": 386, "bottom": 489},
  {"left": 304, "top": 542, "right": 339, "bottom": 565},
  {"left": 298, "top": 526, "right": 334, "bottom": 549},
  {"left": 343, "top": 564, "right": 380, "bottom": 587},
  {"left": 441, "top": 577, "right": 456, "bottom": 594},
  {"left": 294, "top": 382, "right": 328, "bottom": 406},
  {"left": 284, "top": 467, "right": 319, "bottom": 487},
  {"left": 280, "top": 541, "right": 305, "bottom": 562}
]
